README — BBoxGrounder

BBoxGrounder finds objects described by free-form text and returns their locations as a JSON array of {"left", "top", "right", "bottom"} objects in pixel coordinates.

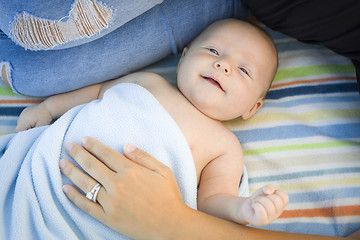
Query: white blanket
[{"left": 0, "top": 83, "right": 248, "bottom": 239}]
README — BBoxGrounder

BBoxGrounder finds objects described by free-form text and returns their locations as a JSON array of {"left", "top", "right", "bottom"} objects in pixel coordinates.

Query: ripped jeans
[{"left": 0, "top": 0, "right": 249, "bottom": 96}]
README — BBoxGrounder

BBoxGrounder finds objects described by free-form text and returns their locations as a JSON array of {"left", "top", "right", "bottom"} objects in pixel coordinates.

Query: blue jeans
[{"left": 0, "top": 0, "right": 249, "bottom": 96}]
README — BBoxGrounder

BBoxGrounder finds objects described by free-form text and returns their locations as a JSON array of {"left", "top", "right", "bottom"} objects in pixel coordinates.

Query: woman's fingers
[
  {"left": 65, "top": 141, "right": 114, "bottom": 186},
  {"left": 123, "top": 143, "right": 172, "bottom": 177},
  {"left": 59, "top": 158, "right": 106, "bottom": 203},
  {"left": 62, "top": 184, "right": 105, "bottom": 222},
  {"left": 60, "top": 158, "right": 107, "bottom": 226},
  {"left": 80, "top": 136, "right": 134, "bottom": 172}
]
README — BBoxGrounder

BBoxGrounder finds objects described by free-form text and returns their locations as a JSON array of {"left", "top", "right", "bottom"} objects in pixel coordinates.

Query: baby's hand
[
  {"left": 240, "top": 184, "right": 289, "bottom": 226},
  {"left": 16, "top": 104, "right": 53, "bottom": 132}
]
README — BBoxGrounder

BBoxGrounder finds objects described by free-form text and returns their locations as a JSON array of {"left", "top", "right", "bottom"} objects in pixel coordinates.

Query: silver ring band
[{"left": 86, "top": 183, "right": 101, "bottom": 203}]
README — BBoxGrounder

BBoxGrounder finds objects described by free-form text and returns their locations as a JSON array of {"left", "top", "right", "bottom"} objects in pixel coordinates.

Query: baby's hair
[{"left": 244, "top": 19, "right": 279, "bottom": 98}]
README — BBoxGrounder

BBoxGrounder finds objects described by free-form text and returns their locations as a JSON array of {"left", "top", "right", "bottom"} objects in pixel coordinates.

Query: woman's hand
[{"left": 59, "top": 136, "right": 187, "bottom": 240}]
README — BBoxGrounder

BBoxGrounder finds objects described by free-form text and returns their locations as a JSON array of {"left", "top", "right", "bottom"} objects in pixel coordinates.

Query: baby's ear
[
  {"left": 176, "top": 47, "right": 188, "bottom": 73},
  {"left": 181, "top": 47, "right": 188, "bottom": 57},
  {"left": 241, "top": 99, "right": 264, "bottom": 120}
]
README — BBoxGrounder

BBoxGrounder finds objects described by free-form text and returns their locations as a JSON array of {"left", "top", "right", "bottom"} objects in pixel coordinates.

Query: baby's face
[{"left": 177, "top": 19, "right": 277, "bottom": 121}]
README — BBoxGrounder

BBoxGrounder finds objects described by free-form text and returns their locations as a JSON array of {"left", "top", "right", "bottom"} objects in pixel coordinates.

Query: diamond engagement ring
[{"left": 86, "top": 183, "right": 102, "bottom": 203}]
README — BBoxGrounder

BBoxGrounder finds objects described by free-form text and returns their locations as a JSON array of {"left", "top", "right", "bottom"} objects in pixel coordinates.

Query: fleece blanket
[{"left": 0, "top": 83, "right": 204, "bottom": 239}]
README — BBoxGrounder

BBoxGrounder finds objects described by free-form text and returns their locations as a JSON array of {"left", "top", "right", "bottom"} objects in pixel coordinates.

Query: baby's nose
[{"left": 214, "top": 61, "right": 231, "bottom": 75}]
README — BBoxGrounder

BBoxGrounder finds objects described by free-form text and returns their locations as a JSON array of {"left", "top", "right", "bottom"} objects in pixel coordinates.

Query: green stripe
[
  {"left": 273, "top": 64, "right": 355, "bottom": 82},
  {"left": 0, "top": 133, "right": 14, "bottom": 136},
  {"left": 0, "top": 87, "right": 18, "bottom": 96},
  {"left": 243, "top": 141, "right": 360, "bottom": 156}
]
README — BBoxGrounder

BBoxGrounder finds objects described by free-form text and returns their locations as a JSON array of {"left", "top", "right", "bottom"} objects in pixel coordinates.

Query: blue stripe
[
  {"left": 255, "top": 222, "right": 360, "bottom": 237},
  {"left": 275, "top": 41, "right": 325, "bottom": 53},
  {"left": 288, "top": 187, "right": 360, "bottom": 203},
  {"left": 0, "top": 119, "right": 17, "bottom": 125},
  {"left": 249, "top": 168, "right": 360, "bottom": 184},
  {"left": 263, "top": 95, "right": 360, "bottom": 108},
  {"left": 236, "top": 123, "right": 360, "bottom": 144},
  {"left": 0, "top": 107, "right": 25, "bottom": 116},
  {"left": 267, "top": 83, "right": 358, "bottom": 99}
]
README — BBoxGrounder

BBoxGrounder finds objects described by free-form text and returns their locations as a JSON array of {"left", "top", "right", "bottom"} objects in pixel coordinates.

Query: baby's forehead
[
  {"left": 196, "top": 21, "right": 269, "bottom": 48},
  {"left": 205, "top": 20, "right": 252, "bottom": 35}
]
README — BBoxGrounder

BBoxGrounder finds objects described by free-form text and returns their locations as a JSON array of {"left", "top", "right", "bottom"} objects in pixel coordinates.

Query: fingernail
[
  {"left": 66, "top": 142, "right": 74, "bottom": 151},
  {"left": 124, "top": 143, "right": 136, "bottom": 153},
  {"left": 81, "top": 136, "right": 89, "bottom": 145},
  {"left": 59, "top": 159, "right": 66, "bottom": 170},
  {"left": 62, "top": 185, "right": 69, "bottom": 194}
]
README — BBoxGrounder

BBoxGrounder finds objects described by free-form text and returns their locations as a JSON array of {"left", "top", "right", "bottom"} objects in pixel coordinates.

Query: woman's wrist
[
  {"left": 155, "top": 203, "right": 193, "bottom": 240},
  {"left": 157, "top": 204, "right": 243, "bottom": 240}
]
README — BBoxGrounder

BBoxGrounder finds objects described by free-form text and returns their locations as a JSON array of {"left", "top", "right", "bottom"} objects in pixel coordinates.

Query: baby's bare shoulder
[
  {"left": 99, "top": 71, "right": 167, "bottom": 97},
  {"left": 135, "top": 72, "right": 168, "bottom": 86},
  {"left": 215, "top": 125, "right": 242, "bottom": 155}
]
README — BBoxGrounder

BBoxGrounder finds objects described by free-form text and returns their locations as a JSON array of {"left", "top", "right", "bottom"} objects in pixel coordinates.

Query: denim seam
[{"left": 159, "top": 4, "right": 177, "bottom": 55}]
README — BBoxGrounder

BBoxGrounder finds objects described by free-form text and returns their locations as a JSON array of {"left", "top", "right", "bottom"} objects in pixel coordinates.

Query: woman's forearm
[{"left": 162, "top": 205, "right": 345, "bottom": 240}]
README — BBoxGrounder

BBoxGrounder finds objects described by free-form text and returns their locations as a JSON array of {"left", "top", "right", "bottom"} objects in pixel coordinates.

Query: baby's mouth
[{"left": 201, "top": 75, "right": 224, "bottom": 92}]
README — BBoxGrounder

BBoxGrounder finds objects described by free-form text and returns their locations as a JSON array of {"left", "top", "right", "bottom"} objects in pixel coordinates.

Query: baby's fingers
[
  {"left": 265, "top": 193, "right": 287, "bottom": 217},
  {"left": 250, "top": 184, "right": 275, "bottom": 200},
  {"left": 253, "top": 196, "right": 276, "bottom": 219},
  {"left": 275, "top": 190, "right": 289, "bottom": 206},
  {"left": 16, "top": 119, "right": 34, "bottom": 132},
  {"left": 35, "top": 118, "right": 52, "bottom": 128},
  {"left": 251, "top": 201, "right": 270, "bottom": 226}
]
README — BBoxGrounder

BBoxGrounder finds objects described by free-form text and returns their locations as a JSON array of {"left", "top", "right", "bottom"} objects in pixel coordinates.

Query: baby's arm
[
  {"left": 197, "top": 134, "right": 289, "bottom": 226},
  {"left": 16, "top": 72, "right": 155, "bottom": 132},
  {"left": 16, "top": 84, "right": 102, "bottom": 132}
]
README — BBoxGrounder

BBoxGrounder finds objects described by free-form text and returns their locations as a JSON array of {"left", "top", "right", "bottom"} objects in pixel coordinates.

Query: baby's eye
[
  {"left": 239, "top": 67, "right": 249, "bottom": 76},
  {"left": 208, "top": 48, "right": 219, "bottom": 55}
]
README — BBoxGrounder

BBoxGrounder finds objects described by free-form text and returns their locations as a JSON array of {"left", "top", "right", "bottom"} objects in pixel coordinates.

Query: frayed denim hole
[{"left": 10, "top": 0, "right": 113, "bottom": 50}]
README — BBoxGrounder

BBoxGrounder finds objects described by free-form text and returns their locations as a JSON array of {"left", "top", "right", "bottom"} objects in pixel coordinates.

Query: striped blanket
[
  {"left": 1, "top": 28, "right": 359, "bottom": 237},
  {"left": 224, "top": 30, "right": 360, "bottom": 236}
]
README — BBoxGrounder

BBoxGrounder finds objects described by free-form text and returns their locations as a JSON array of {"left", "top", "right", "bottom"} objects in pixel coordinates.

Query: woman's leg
[
  {"left": 0, "top": 0, "right": 163, "bottom": 50},
  {"left": 0, "top": 0, "right": 249, "bottom": 96}
]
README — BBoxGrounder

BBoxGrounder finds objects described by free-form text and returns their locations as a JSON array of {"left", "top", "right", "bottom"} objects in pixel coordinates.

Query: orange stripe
[
  {"left": 271, "top": 76, "right": 356, "bottom": 89},
  {"left": 0, "top": 99, "right": 43, "bottom": 104},
  {"left": 280, "top": 205, "right": 360, "bottom": 219}
]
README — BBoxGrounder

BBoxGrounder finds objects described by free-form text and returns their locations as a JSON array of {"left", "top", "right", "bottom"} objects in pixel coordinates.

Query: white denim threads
[{"left": 10, "top": 0, "right": 113, "bottom": 50}]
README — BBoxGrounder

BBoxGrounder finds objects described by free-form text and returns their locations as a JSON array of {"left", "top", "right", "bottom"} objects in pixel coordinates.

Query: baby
[{"left": 16, "top": 19, "right": 287, "bottom": 226}]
